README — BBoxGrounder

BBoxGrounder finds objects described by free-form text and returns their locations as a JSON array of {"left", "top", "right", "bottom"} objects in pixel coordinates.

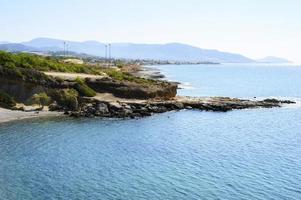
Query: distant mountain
[
  {"left": 2, "top": 37, "right": 255, "bottom": 63},
  {"left": 257, "top": 56, "right": 291, "bottom": 64},
  {"left": 0, "top": 43, "right": 38, "bottom": 52}
]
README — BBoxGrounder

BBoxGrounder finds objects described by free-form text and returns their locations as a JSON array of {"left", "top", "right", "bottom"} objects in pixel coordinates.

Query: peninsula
[{"left": 0, "top": 51, "right": 295, "bottom": 122}]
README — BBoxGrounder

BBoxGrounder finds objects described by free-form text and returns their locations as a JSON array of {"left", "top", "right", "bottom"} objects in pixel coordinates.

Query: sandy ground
[
  {"left": 0, "top": 108, "right": 63, "bottom": 124},
  {"left": 92, "top": 93, "right": 148, "bottom": 103},
  {"left": 44, "top": 72, "right": 106, "bottom": 80}
]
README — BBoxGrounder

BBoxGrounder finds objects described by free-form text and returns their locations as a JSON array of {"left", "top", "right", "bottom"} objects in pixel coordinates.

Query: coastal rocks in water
[
  {"left": 263, "top": 98, "right": 295, "bottom": 104},
  {"left": 65, "top": 96, "right": 296, "bottom": 119}
]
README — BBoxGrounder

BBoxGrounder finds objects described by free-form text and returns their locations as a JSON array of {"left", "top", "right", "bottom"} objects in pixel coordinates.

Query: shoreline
[
  {"left": 0, "top": 108, "right": 63, "bottom": 124},
  {"left": 0, "top": 96, "right": 296, "bottom": 124}
]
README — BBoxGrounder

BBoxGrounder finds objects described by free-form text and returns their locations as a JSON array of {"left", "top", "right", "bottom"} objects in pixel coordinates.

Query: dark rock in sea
[
  {"left": 63, "top": 96, "right": 296, "bottom": 119},
  {"left": 263, "top": 98, "right": 295, "bottom": 104}
]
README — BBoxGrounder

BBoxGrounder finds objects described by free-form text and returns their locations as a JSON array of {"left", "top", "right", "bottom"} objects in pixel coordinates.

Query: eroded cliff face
[
  {"left": 0, "top": 79, "right": 46, "bottom": 102},
  {"left": 86, "top": 77, "right": 178, "bottom": 99},
  {"left": 0, "top": 64, "right": 178, "bottom": 104}
]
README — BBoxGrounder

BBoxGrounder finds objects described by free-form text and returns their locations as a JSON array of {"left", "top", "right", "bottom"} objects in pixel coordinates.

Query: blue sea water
[{"left": 1, "top": 64, "right": 301, "bottom": 200}]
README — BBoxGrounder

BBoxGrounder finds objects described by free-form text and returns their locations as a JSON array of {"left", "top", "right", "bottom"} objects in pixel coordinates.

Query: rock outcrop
[
  {"left": 86, "top": 77, "right": 178, "bottom": 99},
  {"left": 59, "top": 96, "right": 296, "bottom": 119}
]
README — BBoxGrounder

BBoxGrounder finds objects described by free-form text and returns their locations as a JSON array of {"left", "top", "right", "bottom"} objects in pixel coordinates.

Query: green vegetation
[
  {"left": 104, "top": 69, "right": 156, "bottom": 85},
  {"left": 0, "top": 91, "right": 16, "bottom": 109},
  {"left": 0, "top": 65, "right": 56, "bottom": 85},
  {"left": 0, "top": 51, "right": 172, "bottom": 110},
  {"left": 0, "top": 51, "right": 160, "bottom": 85},
  {"left": 30, "top": 92, "right": 51, "bottom": 108},
  {"left": 74, "top": 77, "right": 96, "bottom": 97},
  {"left": 0, "top": 51, "right": 98, "bottom": 74},
  {"left": 48, "top": 89, "right": 79, "bottom": 110},
  {"left": 115, "top": 60, "right": 125, "bottom": 68}
]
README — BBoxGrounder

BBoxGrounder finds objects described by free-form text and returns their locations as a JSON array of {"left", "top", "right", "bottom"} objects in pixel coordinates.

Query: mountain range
[
  {"left": 256, "top": 56, "right": 292, "bottom": 64},
  {"left": 0, "top": 38, "right": 291, "bottom": 63}
]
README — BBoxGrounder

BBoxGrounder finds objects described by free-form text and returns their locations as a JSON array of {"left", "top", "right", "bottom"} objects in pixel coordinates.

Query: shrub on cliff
[
  {"left": 48, "top": 89, "right": 79, "bottom": 110},
  {"left": 104, "top": 69, "right": 155, "bottom": 85},
  {"left": 74, "top": 77, "right": 96, "bottom": 97},
  {"left": 0, "top": 91, "right": 16, "bottom": 109},
  {"left": 0, "top": 51, "right": 97, "bottom": 74},
  {"left": 30, "top": 92, "right": 51, "bottom": 109},
  {"left": 0, "top": 65, "right": 58, "bottom": 86}
]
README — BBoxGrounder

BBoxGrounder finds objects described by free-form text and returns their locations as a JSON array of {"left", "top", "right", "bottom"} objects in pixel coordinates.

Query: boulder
[{"left": 96, "top": 103, "right": 109, "bottom": 114}]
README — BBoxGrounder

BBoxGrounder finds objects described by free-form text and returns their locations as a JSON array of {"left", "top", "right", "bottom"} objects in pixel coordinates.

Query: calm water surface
[{"left": 1, "top": 64, "right": 301, "bottom": 200}]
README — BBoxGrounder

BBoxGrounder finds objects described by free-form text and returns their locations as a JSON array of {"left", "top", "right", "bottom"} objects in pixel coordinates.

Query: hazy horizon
[{"left": 1, "top": 0, "right": 301, "bottom": 62}]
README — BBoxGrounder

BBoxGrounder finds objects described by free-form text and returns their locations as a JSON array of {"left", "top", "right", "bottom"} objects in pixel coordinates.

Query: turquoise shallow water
[{"left": 1, "top": 64, "right": 301, "bottom": 200}]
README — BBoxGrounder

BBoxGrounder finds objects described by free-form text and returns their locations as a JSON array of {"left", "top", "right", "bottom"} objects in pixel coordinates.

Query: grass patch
[
  {"left": 74, "top": 77, "right": 96, "bottom": 97},
  {"left": 104, "top": 69, "right": 156, "bottom": 85}
]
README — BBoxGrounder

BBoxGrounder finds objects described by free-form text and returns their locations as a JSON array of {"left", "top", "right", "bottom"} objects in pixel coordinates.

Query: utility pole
[
  {"left": 104, "top": 44, "right": 107, "bottom": 60},
  {"left": 63, "top": 42, "right": 66, "bottom": 56},
  {"left": 108, "top": 43, "right": 112, "bottom": 66},
  {"left": 108, "top": 43, "right": 111, "bottom": 60},
  {"left": 66, "top": 43, "right": 69, "bottom": 56}
]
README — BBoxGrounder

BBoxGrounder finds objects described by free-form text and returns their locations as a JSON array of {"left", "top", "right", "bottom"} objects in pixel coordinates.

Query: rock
[
  {"left": 64, "top": 96, "right": 295, "bottom": 119},
  {"left": 109, "top": 102, "right": 123, "bottom": 110},
  {"left": 122, "top": 108, "right": 133, "bottom": 117},
  {"left": 87, "top": 106, "right": 96, "bottom": 114},
  {"left": 96, "top": 103, "right": 109, "bottom": 114},
  {"left": 64, "top": 111, "right": 70, "bottom": 115},
  {"left": 263, "top": 98, "right": 281, "bottom": 104},
  {"left": 173, "top": 102, "right": 184, "bottom": 109},
  {"left": 69, "top": 111, "right": 81, "bottom": 118},
  {"left": 262, "top": 98, "right": 295, "bottom": 104},
  {"left": 49, "top": 102, "right": 61, "bottom": 111},
  {"left": 279, "top": 100, "right": 296, "bottom": 104},
  {"left": 122, "top": 104, "right": 132, "bottom": 110}
]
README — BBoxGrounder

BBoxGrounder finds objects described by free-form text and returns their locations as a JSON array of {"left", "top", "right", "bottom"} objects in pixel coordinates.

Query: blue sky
[{"left": 1, "top": 0, "right": 301, "bottom": 62}]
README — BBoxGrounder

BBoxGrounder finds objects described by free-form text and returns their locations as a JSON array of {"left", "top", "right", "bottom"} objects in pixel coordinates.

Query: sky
[{"left": 1, "top": 0, "right": 301, "bottom": 63}]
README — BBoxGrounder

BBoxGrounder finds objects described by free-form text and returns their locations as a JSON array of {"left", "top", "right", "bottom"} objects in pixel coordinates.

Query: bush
[
  {"left": 104, "top": 69, "right": 156, "bottom": 85},
  {"left": 74, "top": 77, "right": 96, "bottom": 97},
  {"left": 0, "top": 65, "right": 57, "bottom": 86},
  {"left": 0, "top": 91, "right": 16, "bottom": 109},
  {"left": 48, "top": 89, "right": 79, "bottom": 110},
  {"left": 0, "top": 51, "right": 98, "bottom": 74},
  {"left": 30, "top": 92, "right": 51, "bottom": 108}
]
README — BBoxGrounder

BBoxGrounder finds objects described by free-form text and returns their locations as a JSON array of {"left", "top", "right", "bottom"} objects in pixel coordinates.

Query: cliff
[{"left": 86, "top": 77, "right": 177, "bottom": 99}]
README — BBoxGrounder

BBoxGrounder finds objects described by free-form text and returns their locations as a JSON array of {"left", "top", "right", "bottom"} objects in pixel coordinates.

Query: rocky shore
[
  {"left": 0, "top": 51, "right": 297, "bottom": 123},
  {"left": 58, "top": 96, "right": 295, "bottom": 119}
]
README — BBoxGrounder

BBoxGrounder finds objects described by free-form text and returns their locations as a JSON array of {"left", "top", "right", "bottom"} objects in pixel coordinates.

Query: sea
[{"left": 1, "top": 63, "right": 301, "bottom": 200}]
